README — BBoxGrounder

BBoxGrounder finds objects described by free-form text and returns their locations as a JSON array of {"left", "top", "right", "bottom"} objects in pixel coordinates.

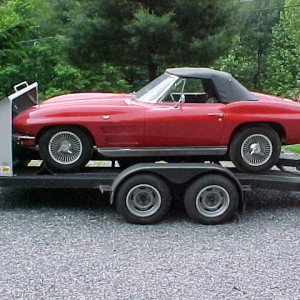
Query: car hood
[
  {"left": 13, "top": 92, "right": 139, "bottom": 126},
  {"left": 39, "top": 92, "right": 130, "bottom": 107}
]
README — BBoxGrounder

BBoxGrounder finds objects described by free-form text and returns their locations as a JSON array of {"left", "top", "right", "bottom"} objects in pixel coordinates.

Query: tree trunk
[
  {"left": 254, "top": 42, "right": 263, "bottom": 90},
  {"left": 148, "top": 63, "right": 158, "bottom": 82}
]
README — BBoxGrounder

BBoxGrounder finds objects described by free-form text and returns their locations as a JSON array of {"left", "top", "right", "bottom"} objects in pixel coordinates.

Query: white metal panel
[
  {"left": 0, "top": 97, "right": 13, "bottom": 176},
  {"left": 0, "top": 81, "right": 38, "bottom": 176},
  {"left": 8, "top": 82, "right": 38, "bottom": 102}
]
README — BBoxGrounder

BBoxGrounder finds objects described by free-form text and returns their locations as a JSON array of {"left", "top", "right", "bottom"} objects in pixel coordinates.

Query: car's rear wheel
[
  {"left": 39, "top": 126, "right": 93, "bottom": 173},
  {"left": 230, "top": 125, "right": 281, "bottom": 173}
]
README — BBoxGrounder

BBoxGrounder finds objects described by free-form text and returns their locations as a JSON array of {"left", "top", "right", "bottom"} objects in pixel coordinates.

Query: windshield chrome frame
[{"left": 134, "top": 73, "right": 179, "bottom": 103}]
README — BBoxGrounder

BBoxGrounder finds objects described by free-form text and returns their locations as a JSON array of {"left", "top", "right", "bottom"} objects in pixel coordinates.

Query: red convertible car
[{"left": 12, "top": 67, "right": 300, "bottom": 173}]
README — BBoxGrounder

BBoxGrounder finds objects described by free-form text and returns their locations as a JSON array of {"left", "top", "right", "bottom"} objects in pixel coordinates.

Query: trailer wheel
[
  {"left": 39, "top": 126, "right": 93, "bottom": 173},
  {"left": 115, "top": 174, "right": 172, "bottom": 224},
  {"left": 184, "top": 174, "right": 239, "bottom": 225}
]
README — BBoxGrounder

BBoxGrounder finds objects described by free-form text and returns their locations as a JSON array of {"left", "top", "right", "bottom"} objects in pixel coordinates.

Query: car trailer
[{"left": 1, "top": 83, "right": 300, "bottom": 225}]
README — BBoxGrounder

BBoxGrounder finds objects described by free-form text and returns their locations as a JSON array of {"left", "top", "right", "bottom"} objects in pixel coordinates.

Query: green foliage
[
  {"left": 63, "top": 0, "right": 240, "bottom": 81},
  {"left": 0, "top": 38, "right": 130, "bottom": 100},
  {"left": 262, "top": 0, "right": 300, "bottom": 97},
  {"left": 214, "top": 0, "right": 284, "bottom": 91},
  {"left": 0, "top": 22, "right": 31, "bottom": 65},
  {"left": 125, "top": 9, "right": 178, "bottom": 60},
  {"left": 43, "top": 63, "right": 130, "bottom": 99},
  {"left": 0, "top": 0, "right": 130, "bottom": 100},
  {"left": 1, "top": 0, "right": 300, "bottom": 102}
]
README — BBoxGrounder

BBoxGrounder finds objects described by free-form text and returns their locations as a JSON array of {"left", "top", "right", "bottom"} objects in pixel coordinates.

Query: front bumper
[{"left": 13, "top": 133, "right": 36, "bottom": 147}]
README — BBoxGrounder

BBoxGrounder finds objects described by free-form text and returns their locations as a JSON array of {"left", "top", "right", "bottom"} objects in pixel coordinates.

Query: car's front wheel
[
  {"left": 39, "top": 126, "right": 93, "bottom": 173},
  {"left": 230, "top": 125, "right": 281, "bottom": 173}
]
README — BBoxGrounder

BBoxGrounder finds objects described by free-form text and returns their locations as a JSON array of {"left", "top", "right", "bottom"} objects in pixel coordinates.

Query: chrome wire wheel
[
  {"left": 48, "top": 131, "right": 83, "bottom": 165},
  {"left": 195, "top": 185, "right": 230, "bottom": 218},
  {"left": 126, "top": 184, "right": 162, "bottom": 217},
  {"left": 241, "top": 134, "right": 273, "bottom": 167}
]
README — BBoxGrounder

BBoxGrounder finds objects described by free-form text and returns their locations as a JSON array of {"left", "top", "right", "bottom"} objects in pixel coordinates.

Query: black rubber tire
[
  {"left": 229, "top": 125, "right": 281, "bottom": 173},
  {"left": 115, "top": 174, "right": 172, "bottom": 224},
  {"left": 39, "top": 126, "right": 93, "bottom": 173},
  {"left": 184, "top": 174, "right": 239, "bottom": 225}
]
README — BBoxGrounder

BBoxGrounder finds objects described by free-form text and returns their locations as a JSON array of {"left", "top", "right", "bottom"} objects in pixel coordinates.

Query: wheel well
[
  {"left": 36, "top": 125, "right": 96, "bottom": 145},
  {"left": 229, "top": 122, "right": 286, "bottom": 146}
]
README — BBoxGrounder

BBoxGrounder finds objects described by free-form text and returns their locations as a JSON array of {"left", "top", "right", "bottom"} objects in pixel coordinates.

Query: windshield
[{"left": 135, "top": 73, "right": 178, "bottom": 103}]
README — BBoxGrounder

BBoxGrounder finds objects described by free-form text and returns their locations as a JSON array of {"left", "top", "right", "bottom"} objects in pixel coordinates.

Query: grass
[{"left": 282, "top": 144, "right": 300, "bottom": 156}]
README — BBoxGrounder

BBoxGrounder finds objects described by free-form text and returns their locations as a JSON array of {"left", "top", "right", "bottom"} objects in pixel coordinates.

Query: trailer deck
[
  {"left": 1, "top": 152, "right": 300, "bottom": 193},
  {"left": 0, "top": 165, "right": 120, "bottom": 189}
]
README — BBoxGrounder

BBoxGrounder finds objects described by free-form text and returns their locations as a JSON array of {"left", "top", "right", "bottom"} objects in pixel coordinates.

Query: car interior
[{"left": 163, "top": 78, "right": 220, "bottom": 104}]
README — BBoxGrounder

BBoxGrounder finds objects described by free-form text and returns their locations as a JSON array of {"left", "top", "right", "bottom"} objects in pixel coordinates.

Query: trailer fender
[{"left": 109, "top": 163, "right": 246, "bottom": 209}]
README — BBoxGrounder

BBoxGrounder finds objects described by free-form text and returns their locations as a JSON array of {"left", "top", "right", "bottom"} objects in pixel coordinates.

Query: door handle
[
  {"left": 208, "top": 113, "right": 223, "bottom": 122},
  {"left": 208, "top": 113, "right": 223, "bottom": 117}
]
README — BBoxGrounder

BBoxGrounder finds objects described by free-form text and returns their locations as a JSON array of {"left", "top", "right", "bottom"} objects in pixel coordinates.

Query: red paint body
[{"left": 13, "top": 91, "right": 300, "bottom": 148}]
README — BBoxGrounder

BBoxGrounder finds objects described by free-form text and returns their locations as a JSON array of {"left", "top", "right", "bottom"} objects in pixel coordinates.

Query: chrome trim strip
[
  {"left": 97, "top": 146, "right": 227, "bottom": 158},
  {"left": 13, "top": 134, "right": 36, "bottom": 140}
]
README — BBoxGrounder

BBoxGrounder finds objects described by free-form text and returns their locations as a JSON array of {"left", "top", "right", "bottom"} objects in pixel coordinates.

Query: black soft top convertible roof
[{"left": 166, "top": 67, "right": 257, "bottom": 103}]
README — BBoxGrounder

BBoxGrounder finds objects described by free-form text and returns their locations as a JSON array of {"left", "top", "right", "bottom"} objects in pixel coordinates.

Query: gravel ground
[{"left": 0, "top": 187, "right": 300, "bottom": 299}]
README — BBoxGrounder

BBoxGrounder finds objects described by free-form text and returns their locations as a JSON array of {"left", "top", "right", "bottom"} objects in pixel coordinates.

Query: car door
[
  {"left": 144, "top": 102, "right": 227, "bottom": 147},
  {"left": 144, "top": 78, "right": 227, "bottom": 147}
]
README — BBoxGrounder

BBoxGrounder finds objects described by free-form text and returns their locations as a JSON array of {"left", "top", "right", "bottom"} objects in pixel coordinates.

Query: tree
[
  {"left": 62, "top": 0, "right": 241, "bottom": 82},
  {"left": 0, "top": 0, "right": 131, "bottom": 100},
  {"left": 0, "top": 22, "right": 31, "bottom": 66},
  {"left": 214, "top": 0, "right": 284, "bottom": 91},
  {"left": 263, "top": 0, "right": 300, "bottom": 97},
  {"left": 0, "top": 0, "right": 51, "bottom": 97},
  {"left": 0, "top": 37, "right": 130, "bottom": 100}
]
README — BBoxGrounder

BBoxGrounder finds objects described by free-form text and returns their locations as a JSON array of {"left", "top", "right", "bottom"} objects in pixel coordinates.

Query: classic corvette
[{"left": 12, "top": 67, "right": 300, "bottom": 173}]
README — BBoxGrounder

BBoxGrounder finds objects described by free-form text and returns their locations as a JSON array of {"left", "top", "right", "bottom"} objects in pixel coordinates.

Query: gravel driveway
[{"left": 0, "top": 187, "right": 300, "bottom": 299}]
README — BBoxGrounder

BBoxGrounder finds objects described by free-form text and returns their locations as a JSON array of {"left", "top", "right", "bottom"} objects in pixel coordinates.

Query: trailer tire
[
  {"left": 115, "top": 174, "right": 172, "bottom": 224},
  {"left": 184, "top": 174, "right": 239, "bottom": 225}
]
